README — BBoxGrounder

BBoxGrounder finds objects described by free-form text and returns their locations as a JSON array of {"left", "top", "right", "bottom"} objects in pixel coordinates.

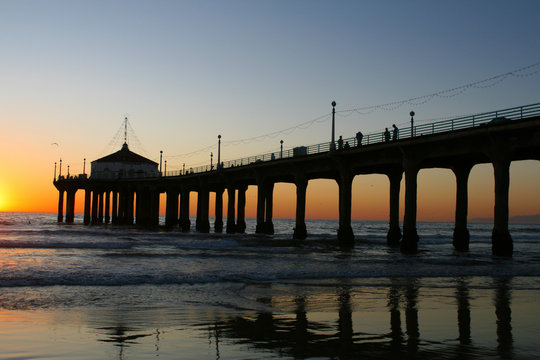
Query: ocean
[{"left": 0, "top": 212, "right": 539, "bottom": 359}]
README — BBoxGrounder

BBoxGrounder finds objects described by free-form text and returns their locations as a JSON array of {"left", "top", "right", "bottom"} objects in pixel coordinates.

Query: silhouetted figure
[
  {"left": 271, "top": 153, "right": 275, "bottom": 160},
  {"left": 392, "top": 124, "right": 399, "bottom": 140},
  {"left": 384, "top": 128, "right": 391, "bottom": 142},
  {"left": 344, "top": 141, "right": 350, "bottom": 149},
  {"left": 356, "top": 131, "right": 363, "bottom": 146},
  {"left": 337, "top": 136, "right": 343, "bottom": 150}
]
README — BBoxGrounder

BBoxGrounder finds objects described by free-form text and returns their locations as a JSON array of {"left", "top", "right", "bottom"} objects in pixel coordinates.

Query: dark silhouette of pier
[{"left": 54, "top": 103, "right": 540, "bottom": 256}]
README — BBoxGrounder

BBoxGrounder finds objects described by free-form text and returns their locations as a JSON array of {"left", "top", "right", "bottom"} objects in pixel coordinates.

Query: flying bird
[{"left": 51, "top": 142, "right": 58, "bottom": 146}]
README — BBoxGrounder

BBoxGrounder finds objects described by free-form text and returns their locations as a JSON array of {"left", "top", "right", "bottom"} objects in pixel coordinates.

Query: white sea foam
[{"left": 0, "top": 212, "right": 539, "bottom": 288}]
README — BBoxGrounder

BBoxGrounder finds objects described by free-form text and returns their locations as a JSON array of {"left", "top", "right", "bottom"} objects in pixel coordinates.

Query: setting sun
[{"left": 0, "top": 186, "right": 7, "bottom": 212}]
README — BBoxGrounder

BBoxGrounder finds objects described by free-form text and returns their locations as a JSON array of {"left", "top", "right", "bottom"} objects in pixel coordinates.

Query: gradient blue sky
[{"left": 1, "top": 0, "right": 540, "bottom": 217}]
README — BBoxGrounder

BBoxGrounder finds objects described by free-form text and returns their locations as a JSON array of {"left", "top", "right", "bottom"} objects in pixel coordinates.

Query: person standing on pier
[
  {"left": 338, "top": 136, "right": 344, "bottom": 150},
  {"left": 384, "top": 128, "right": 390, "bottom": 142},
  {"left": 392, "top": 124, "right": 399, "bottom": 140},
  {"left": 356, "top": 131, "right": 363, "bottom": 146}
]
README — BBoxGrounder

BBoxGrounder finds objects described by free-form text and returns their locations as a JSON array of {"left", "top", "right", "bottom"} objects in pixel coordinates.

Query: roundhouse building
[{"left": 91, "top": 143, "right": 158, "bottom": 179}]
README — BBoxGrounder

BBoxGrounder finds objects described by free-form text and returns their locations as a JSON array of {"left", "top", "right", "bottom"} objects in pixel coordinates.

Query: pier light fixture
[
  {"left": 410, "top": 111, "right": 415, "bottom": 138},
  {"left": 217, "top": 135, "right": 221, "bottom": 169},
  {"left": 83, "top": 158, "right": 86, "bottom": 175},
  {"left": 210, "top": 152, "right": 213, "bottom": 170},
  {"left": 330, "top": 101, "right": 337, "bottom": 151},
  {"left": 54, "top": 162, "right": 57, "bottom": 180},
  {"left": 67, "top": 165, "right": 70, "bottom": 177},
  {"left": 280, "top": 140, "right": 284, "bottom": 158},
  {"left": 164, "top": 160, "right": 167, "bottom": 175},
  {"left": 183, "top": 163, "right": 185, "bottom": 175},
  {"left": 160, "top": 150, "right": 163, "bottom": 175},
  {"left": 59, "top": 159, "right": 62, "bottom": 177}
]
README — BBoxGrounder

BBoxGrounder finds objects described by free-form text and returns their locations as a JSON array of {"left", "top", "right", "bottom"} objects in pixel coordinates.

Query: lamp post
[
  {"left": 280, "top": 140, "right": 284, "bottom": 158},
  {"left": 164, "top": 160, "right": 167, "bottom": 176},
  {"left": 67, "top": 165, "right": 70, "bottom": 177},
  {"left": 210, "top": 152, "right": 213, "bottom": 170},
  {"left": 410, "top": 111, "right": 415, "bottom": 138},
  {"left": 330, "top": 101, "right": 336, "bottom": 150},
  {"left": 83, "top": 158, "right": 86, "bottom": 175},
  {"left": 183, "top": 163, "right": 185, "bottom": 175},
  {"left": 217, "top": 135, "right": 221, "bottom": 169},
  {"left": 54, "top": 162, "right": 57, "bottom": 180},
  {"left": 59, "top": 159, "right": 62, "bottom": 177},
  {"left": 159, "top": 150, "right": 163, "bottom": 175}
]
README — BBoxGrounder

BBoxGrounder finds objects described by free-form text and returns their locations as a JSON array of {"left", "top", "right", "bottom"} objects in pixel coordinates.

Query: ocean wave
[
  {"left": 0, "top": 240, "right": 135, "bottom": 249},
  {"left": 1, "top": 213, "right": 540, "bottom": 289},
  {"left": 1, "top": 259, "right": 539, "bottom": 287}
]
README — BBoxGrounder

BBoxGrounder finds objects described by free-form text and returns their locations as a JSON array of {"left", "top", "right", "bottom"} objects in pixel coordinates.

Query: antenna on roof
[{"left": 124, "top": 117, "right": 128, "bottom": 145}]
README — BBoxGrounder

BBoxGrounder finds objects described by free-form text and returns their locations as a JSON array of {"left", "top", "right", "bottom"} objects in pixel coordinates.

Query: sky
[{"left": 1, "top": 0, "right": 540, "bottom": 221}]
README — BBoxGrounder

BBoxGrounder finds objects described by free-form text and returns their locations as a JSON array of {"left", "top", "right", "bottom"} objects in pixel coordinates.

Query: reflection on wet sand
[
  {"left": 456, "top": 278, "right": 471, "bottom": 345},
  {"left": 98, "top": 325, "right": 154, "bottom": 359},
  {"left": 92, "top": 278, "right": 523, "bottom": 359},
  {"left": 495, "top": 278, "right": 513, "bottom": 358}
]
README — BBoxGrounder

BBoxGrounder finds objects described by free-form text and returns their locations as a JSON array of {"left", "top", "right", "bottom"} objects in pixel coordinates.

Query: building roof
[{"left": 92, "top": 143, "right": 158, "bottom": 165}]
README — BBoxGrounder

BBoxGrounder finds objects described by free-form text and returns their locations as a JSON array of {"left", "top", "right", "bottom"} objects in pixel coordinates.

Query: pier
[{"left": 54, "top": 103, "right": 540, "bottom": 256}]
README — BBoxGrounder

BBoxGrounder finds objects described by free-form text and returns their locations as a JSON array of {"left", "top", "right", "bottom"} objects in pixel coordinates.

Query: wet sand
[{"left": 1, "top": 277, "right": 539, "bottom": 359}]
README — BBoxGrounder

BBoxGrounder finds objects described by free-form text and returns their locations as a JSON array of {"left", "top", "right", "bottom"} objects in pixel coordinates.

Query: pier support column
[
  {"left": 117, "top": 190, "right": 126, "bottom": 224},
  {"left": 111, "top": 191, "right": 118, "bottom": 224},
  {"left": 165, "top": 190, "right": 179, "bottom": 228},
  {"left": 57, "top": 190, "right": 64, "bottom": 223},
  {"left": 337, "top": 172, "right": 354, "bottom": 246},
  {"left": 196, "top": 187, "right": 210, "bottom": 233},
  {"left": 264, "top": 182, "right": 274, "bottom": 235},
  {"left": 386, "top": 169, "right": 402, "bottom": 246},
  {"left": 492, "top": 158, "right": 512, "bottom": 256},
  {"left": 135, "top": 188, "right": 148, "bottom": 226},
  {"left": 83, "top": 189, "right": 91, "bottom": 225},
  {"left": 104, "top": 191, "right": 110, "bottom": 224},
  {"left": 226, "top": 187, "right": 236, "bottom": 233},
  {"left": 126, "top": 190, "right": 135, "bottom": 225},
  {"left": 214, "top": 188, "right": 224, "bottom": 233},
  {"left": 256, "top": 182, "right": 266, "bottom": 234},
  {"left": 452, "top": 164, "right": 472, "bottom": 251},
  {"left": 293, "top": 177, "right": 308, "bottom": 240},
  {"left": 401, "top": 159, "right": 419, "bottom": 253},
  {"left": 149, "top": 189, "right": 160, "bottom": 226},
  {"left": 98, "top": 191, "right": 105, "bottom": 224},
  {"left": 97, "top": 192, "right": 104, "bottom": 224},
  {"left": 91, "top": 190, "right": 99, "bottom": 224},
  {"left": 236, "top": 185, "right": 247, "bottom": 233},
  {"left": 65, "top": 189, "right": 76, "bottom": 223},
  {"left": 179, "top": 189, "right": 191, "bottom": 232}
]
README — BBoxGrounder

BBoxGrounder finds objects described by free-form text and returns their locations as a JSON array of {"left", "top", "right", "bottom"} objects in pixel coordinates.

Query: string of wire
[
  {"left": 112, "top": 61, "right": 540, "bottom": 162},
  {"left": 337, "top": 61, "right": 540, "bottom": 116}
]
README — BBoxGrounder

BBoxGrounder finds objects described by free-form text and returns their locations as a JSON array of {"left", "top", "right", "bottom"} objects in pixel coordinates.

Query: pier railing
[
  {"left": 164, "top": 102, "right": 540, "bottom": 177},
  {"left": 60, "top": 102, "right": 540, "bottom": 180}
]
